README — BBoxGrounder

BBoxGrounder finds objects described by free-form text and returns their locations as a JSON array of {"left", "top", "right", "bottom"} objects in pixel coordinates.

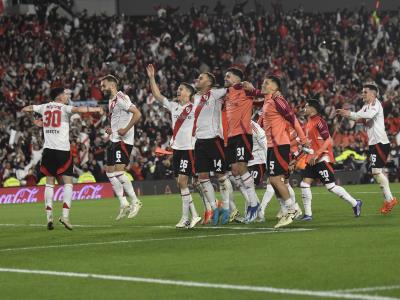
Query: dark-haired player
[
  {"left": 100, "top": 75, "right": 143, "bottom": 220},
  {"left": 146, "top": 64, "right": 202, "bottom": 229},
  {"left": 22, "top": 87, "right": 103, "bottom": 230},
  {"left": 337, "top": 82, "right": 397, "bottom": 214}
]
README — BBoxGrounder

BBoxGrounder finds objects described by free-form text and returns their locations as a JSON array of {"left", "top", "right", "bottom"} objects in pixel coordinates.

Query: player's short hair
[
  {"left": 50, "top": 87, "right": 65, "bottom": 100},
  {"left": 180, "top": 82, "right": 195, "bottom": 98},
  {"left": 101, "top": 74, "right": 120, "bottom": 86},
  {"left": 226, "top": 68, "right": 244, "bottom": 81},
  {"left": 203, "top": 72, "right": 216, "bottom": 87},
  {"left": 307, "top": 98, "right": 323, "bottom": 114},
  {"left": 363, "top": 82, "right": 379, "bottom": 94},
  {"left": 266, "top": 74, "right": 281, "bottom": 90}
]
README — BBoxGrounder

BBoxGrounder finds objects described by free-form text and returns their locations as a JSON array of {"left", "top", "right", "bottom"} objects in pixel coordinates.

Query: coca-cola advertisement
[{"left": 0, "top": 183, "right": 115, "bottom": 205}]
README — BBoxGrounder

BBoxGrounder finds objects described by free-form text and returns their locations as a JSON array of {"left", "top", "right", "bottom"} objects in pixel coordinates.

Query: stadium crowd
[{"left": 1, "top": 2, "right": 400, "bottom": 186}]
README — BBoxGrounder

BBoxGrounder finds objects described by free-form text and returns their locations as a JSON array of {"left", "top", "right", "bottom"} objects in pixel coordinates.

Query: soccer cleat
[
  {"left": 221, "top": 208, "right": 230, "bottom": 225},
  {"left": 59, "top": 217, "right": 73, "bottom": 230},
  {"left": 380, "top": 197, "right": 398, "bottom": 215},
  {"left": 127, "top": 200, "right": 143, "bottom": 219},
  {"left": 301, "top": 215, "right": 313, "bottom": 221},
  {"left": 189, "top": 216, "right": 202, "bottom": 229},
  {"left": 353, "top": 200, "right": 363, "bottom": 217},
  {"left": 212, "top": 208, "right": 221, "bottom": 226},
  {"left": 176, "top": 218, "right": 190, "bottom": 228},
  {"left": 201, "top": 210, "right": 213, "bottom": 225},
  {"left": 47, "top": 221, "right": 54, "bottom": 230},
  {"left": 229, "top": 208, "right": 240, "bottom": 222},
  {"left": 293, "top": 203, "right": 303, "bottom": 220},
  {"left": 245, "top": 203, "right": 260, "bottom": 223},
  {"left": 274, "top": 211, "right": 296, "bottom": 228},
  {"left": 115, "top": 204, "right": 130, "bottom": 221}
]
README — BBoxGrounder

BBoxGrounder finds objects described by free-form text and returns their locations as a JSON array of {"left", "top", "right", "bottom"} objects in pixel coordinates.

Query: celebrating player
[
  {"left": 193, "top": 72, "right": 233, "bottom": 225},
  {"left": 22, "top": 87, "right": 103, "bottom": 230},
  {"left": 146, "top": 64, "right": 202, "bottom": 229},
  {"left": 336, "top": 82, "right": 397, "bottom": 214},
  {"left": 223, "top": 68, "right": 260, "bottom": 223},
  {"left": 100, "top": 75, "right": 143, "bottom": 220},
  {"left": 300, "top": 99, "right": 362, "bottom": 219}
]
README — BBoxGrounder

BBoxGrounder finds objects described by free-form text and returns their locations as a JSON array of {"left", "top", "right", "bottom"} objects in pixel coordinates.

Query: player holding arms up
[
  {"left": 22, "top": 87, "right": 103, "bottom": 230},
  {"left": 337, "top": 82, "right": 397, "bottom": 214},
  {"left": 100, "top": 75, "right": 143, "bottom": 220},
  {"left": 146, "top": 64, "right": 202, "bottom": 229},
  {"left": 300, "top": 99, "right": 362, "bottom": 220}
]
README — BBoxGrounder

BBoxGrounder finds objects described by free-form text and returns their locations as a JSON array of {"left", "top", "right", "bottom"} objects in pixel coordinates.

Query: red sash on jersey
[
  {"left": 192, "top": 91, "right": 211, "bottom": 137},
  {"left": 172, "top": 104, "right": 193, "bottom": 141}
]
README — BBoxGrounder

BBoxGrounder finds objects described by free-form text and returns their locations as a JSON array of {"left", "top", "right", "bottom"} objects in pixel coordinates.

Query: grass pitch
[{"left": 0, "top": 183, "right": 399, "bottom": 300}]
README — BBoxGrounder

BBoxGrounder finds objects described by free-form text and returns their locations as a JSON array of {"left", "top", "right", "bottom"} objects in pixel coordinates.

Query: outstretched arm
[
  {"left": 71, "top": 106, "right": 104, "bottom": 114},
  {"left": 21, "top": 105, "right": 34, "bottom": 113},
  {"left": 146, "top": 64, "right": 166, "bottom": 102}
]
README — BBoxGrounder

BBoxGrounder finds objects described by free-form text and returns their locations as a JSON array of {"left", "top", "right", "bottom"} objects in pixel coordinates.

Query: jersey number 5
[{"left": 43, "top": 110, "right": 61, "bottom": 127}]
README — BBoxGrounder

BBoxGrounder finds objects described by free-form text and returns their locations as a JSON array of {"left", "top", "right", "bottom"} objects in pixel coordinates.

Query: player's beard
[{"left": 103, "top": 89, "right": 112, "bottom": 99}]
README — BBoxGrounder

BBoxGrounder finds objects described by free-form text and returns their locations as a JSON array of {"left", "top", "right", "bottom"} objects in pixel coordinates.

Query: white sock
[
  {"left": 241, "top": 172, "right": 259, "bottom": 207},
  {"left": 260, "top": 184, "right": 275, "bottom": 212},
  {"left": 63, "top": 183, "right": 73, "bottom": 219},
  {"left": 277, "top": 197, "right": 288, "bottom": 215},
  {"left": 374, "top": 173, "right": 394, "bottom": 202},
  {"left": 227, "top": 177, "right": 236, "bottom": 211},
  {"left": 300, "top": 181, "right": 312, "bottom": 216},
  {"left": 326, "top": 183, "right": 357, "bottom": 207},
  {"left": 107, "top": 172, "right": 129, "bottom": 207},
  {"left": 45, "top": 184, "right": 54, "bottom": 222},
  {"left": 115, "top": 172, "right": 138, "bottom": 204},
  {"left": 218, "top": 175, "right": 231, "bottom": 210},
  {"left": 200, "top": 179, "right": 217, "bottom": 210},
  {"left": 181, "top": 187, "right": 191, "bottom": 220},
  {"left": 188, "top": 195, "right": 199, "bottom": 218},
  {"left": 234, "top": 175, "right": 250, "bottom": 211},
  {"left": 286, "top": 183, "right": 296, "bottom": 204},
  {"left": 195, "top": 181, "right": 211, "bottom": 211}
]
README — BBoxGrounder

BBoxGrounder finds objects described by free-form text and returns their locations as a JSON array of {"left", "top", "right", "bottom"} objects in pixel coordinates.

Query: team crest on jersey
[{"left": 185, "top": 106, "right": 192, "bottom": 113}]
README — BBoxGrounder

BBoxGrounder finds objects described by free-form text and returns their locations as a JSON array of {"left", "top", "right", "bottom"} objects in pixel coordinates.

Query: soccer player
[
  {"left": 245, "top": 75, "right": 308, "bottom": 228},
  {"left": 193, "top": 72, "right": 233, "bottom": 225},
  {"left": 22, "top": 87, "right": 103, "bottom": 230},
  {"left": 100, "top": 75, "right": 143, "bottom": 220},
  {"left": 300, "top": 99, "right": 362, "bottom": 220},
  {"left": 146, "top": 64, "right": 202, "bottom": 229},
  {"left": 337, "top": 82, "right": 397, "bottom": 214},
  {"left": 223, "top": 68, "right": 260, "bottom": 223}
]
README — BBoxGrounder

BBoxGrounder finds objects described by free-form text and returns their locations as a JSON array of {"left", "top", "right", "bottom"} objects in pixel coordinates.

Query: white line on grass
[
  {"left": 0, "top": 223, "right": 112, "bottom": 228},
  {"left": 0, "top": 268, "right": 397, "bottom": 300},
  {"left": 0, "top": 228, "right": 314, "bottom": 253},
  {"left": 333, "top": 285, "right": 400, "bottom": 293}
]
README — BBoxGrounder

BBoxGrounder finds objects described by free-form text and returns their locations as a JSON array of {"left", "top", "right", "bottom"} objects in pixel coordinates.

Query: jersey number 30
[{"left": 43, "top": 110, "right": 61, "bottom": 127}]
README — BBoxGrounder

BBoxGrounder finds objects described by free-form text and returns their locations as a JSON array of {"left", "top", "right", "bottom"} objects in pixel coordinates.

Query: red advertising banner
[{"left": 0, "top": 183, "right": 115, "bottom": 205}]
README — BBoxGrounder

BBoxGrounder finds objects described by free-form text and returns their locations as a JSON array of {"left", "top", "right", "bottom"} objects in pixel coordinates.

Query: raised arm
[
  {"left": 117, "top": 105, "right": 142, "bottom": 137},
  {"left": 146, "top": 64, "right": 166, "bottom": 102},
  {"left": 336, "top": 103, "right": 378, "bottom": 121}
]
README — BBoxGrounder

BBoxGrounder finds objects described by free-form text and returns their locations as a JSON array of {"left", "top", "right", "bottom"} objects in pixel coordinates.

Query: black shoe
[{"left": 47, "top": 221, "right": 54, "bottom": 230}]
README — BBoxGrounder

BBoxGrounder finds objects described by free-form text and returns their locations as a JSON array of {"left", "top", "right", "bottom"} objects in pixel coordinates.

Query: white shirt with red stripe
[
  {"left": 248, "top": 121, "right": 268, "bottom": 167},
  {"left": 162, "top": 97, "right": 195, "bottom": 150},
  {"left": 349, "top": 98, "right": 389, "bottom": 145},
  {"left": 33, "top": 102, "right": 73, "bottom": 151},
  {"left": 193, "top": 88, "right": 227, "bottom": 139},
  {"left": 109, "top": 91, "right": 136, "bottom": 145}
]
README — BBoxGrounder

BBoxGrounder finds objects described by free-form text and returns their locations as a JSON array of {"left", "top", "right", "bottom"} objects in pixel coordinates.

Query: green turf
[{"left": 0, "top": 183, "right": 399, "bottom": 300}]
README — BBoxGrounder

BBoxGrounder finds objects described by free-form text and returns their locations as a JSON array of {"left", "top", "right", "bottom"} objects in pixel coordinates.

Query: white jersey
[
  {"left": 162, "top": 97, "right": 195, "bottom": 150},
  {"left": 33, "top": 102, "right": 73, "bottom": 151},
  {"left": 109, "top": 91, "right": 136, "bottom": 145},
  {"left": 248, "top": 121, "right": 268, "bottom": 167},
  {"left": 349, "top": 98, "right": 389, "bottom": 145},
  {"left": 193, "top": 88, "right": 227, "bottom": 139}
]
